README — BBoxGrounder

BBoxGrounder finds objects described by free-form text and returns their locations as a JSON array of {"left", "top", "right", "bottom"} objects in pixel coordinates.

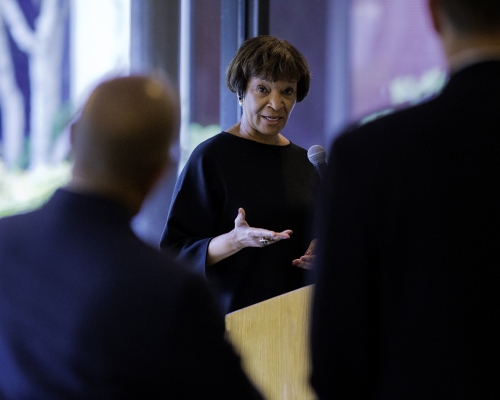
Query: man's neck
[
  {"left": 445, "top": 33, "right": 500, "bottom": 72},
  {"left": 66, "top": 175, "right": 143, "bottom": 216},
  {"left": 448, "top": 45, "right": 500, "bottom": 73}
]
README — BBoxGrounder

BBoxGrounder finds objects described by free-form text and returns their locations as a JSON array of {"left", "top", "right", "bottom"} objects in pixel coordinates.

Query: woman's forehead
[{"left": 251, "top": 76, "right": 297, "bottom": 85}]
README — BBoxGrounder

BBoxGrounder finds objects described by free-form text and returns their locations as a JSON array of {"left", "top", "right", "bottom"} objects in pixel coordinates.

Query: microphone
[{"left": 308, "top": 145, "right": 327, "bottom": 182}]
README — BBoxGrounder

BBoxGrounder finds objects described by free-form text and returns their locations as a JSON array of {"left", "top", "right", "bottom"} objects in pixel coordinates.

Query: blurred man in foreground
[
  {"left": 311, "top": 0, "right": 500, "bottom": 398},
  {"left": 0, "top": 76, "right": 262, "bottom": 399}
]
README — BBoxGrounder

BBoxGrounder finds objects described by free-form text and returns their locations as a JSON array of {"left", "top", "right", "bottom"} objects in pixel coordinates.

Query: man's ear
[{"left": 428, "top": 0, "right": 442, "bottom": 34}]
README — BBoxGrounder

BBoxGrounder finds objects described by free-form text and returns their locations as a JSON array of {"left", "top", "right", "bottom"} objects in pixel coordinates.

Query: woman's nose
[{"left": 268, "top": 91, "right": 283, "bottom": 110}]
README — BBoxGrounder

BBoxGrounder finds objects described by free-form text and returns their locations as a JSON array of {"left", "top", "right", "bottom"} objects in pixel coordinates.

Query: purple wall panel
[{"left": 351, "top": 0, "right": 447, "bottom": 120}]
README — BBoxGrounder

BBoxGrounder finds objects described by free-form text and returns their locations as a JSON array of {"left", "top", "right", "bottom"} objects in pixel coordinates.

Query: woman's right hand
[
  {"left": 233, "top": 208, "right": 292, "bottom": 248},
  {"left": 206, "top": 208, "right": 292, "bottom": 266}
]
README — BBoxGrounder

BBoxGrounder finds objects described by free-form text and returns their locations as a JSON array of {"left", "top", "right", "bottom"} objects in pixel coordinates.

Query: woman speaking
[{"left": 161, "top": 35, "right": 319, "bottom": 314}]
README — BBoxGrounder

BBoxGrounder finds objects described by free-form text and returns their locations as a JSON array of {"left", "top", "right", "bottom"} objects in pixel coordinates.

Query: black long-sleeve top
[{"left": 161, "top": 132, "right": 318, "bottom": 313}]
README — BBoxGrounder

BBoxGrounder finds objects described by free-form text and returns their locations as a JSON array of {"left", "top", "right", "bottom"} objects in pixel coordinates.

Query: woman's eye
[
  {"left": 257, "top": 86, "right": 267, "bottom": 93},
  {"left": 283, "top": 88, "right": 294, "bottom": 95}
]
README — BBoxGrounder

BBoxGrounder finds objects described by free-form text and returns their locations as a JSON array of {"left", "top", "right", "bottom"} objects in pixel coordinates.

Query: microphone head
[{"left": 308, "top": 145, "right": 326, "bottom": 166}]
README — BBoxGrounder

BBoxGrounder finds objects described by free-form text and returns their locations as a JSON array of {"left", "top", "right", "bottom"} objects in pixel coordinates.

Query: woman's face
[{"left": 240, "top": 76, "right": 297, "bottom": 139}]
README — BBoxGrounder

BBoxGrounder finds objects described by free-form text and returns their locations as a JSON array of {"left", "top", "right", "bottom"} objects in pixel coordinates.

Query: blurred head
[
  {"left": 435, "top": 0, "right": 500, "bottom": 34},
  {"left": 70, "top": 75, "right": 180, "bottom": 214},
  {"left": 226, "top": 35, "right": 311, "bottom": 103}
]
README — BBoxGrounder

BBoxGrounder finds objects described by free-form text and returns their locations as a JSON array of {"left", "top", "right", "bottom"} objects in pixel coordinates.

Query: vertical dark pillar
[
  {"left": 220, "top": 0, "right": 242, "bottom": 130},
  {"left": 325, "top": 0, "right": 351, "bottom": 145},
  {"left": 220, "top": 0, "right": 270, "bottom": 129},
  {"left": 246, "top": 0, "right": 269, "bottom": 38},
  {"left": 130, "top": 0, "right": 180, "bottom": 84},
  {"left": 129, "top": 0, "right": 181, "bottom": 247}
]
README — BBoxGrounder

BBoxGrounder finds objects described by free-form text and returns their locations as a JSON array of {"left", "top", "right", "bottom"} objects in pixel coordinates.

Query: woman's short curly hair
[{"left": 226, "top": 35, "right": 311, "bottom": 103}]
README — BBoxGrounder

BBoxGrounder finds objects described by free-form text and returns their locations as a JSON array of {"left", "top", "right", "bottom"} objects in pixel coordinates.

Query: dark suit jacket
[
  {"left": 311, "top": 61, "right": 500, "bottom": 399},
  {"left": 0, "top": 189, "right": 262, "bottom": 399}
]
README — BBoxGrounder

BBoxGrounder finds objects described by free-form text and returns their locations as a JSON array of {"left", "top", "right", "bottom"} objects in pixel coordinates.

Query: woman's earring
[{"left": 238, "top": 96, "right": 243, "bottom": 106}]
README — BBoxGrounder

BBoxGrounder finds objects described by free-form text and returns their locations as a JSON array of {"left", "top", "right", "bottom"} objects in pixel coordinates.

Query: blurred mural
[
  {"left": 0, "top": 0, "right": 69, "bottom": 170},
  {"left": 0, "top": 0, "right": 129, "bottom": 217},
  {"left": 351, "top": 0, "right": 447, "bottom": 122}
]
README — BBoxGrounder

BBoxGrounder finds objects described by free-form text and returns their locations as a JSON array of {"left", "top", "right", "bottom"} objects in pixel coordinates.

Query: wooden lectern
[{"left": 225, "top": 284, "right": 316, "bottom": 400}]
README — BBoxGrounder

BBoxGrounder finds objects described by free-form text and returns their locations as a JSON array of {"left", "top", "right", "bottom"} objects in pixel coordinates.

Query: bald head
[{"left": 70, "top": 75, "right": 180, "bottom": 214}]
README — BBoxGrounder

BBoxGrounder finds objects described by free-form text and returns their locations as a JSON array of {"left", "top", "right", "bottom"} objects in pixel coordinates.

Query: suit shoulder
[{"left": 334, "top": 96, "right": 442, "bottom": 152}]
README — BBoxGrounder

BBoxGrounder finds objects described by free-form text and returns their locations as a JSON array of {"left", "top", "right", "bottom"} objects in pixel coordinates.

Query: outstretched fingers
[
  {"left": 292, "top": 239, "right": 317, "bottom": 269},
  {"left": 233, "top": 208, "right": 292, "bottom": 248}
]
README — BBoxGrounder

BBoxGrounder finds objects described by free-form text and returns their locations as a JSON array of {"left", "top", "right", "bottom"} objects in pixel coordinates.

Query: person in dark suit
[
  {"left": 0, "top": 76, "right": 262, "bottom": 399},
  {"left": 310, "top": 0, "right": 500, "bottom": 398}
]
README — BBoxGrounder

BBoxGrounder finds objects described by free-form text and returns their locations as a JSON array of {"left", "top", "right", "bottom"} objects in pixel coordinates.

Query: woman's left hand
[{"left": 292, "top": 239, "right": 317, "bottom": 270}]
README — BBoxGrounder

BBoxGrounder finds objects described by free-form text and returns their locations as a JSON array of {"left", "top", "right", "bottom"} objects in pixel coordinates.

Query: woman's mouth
[{"left": 263, "top": 116, "right": 281, "bottom": 122}]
